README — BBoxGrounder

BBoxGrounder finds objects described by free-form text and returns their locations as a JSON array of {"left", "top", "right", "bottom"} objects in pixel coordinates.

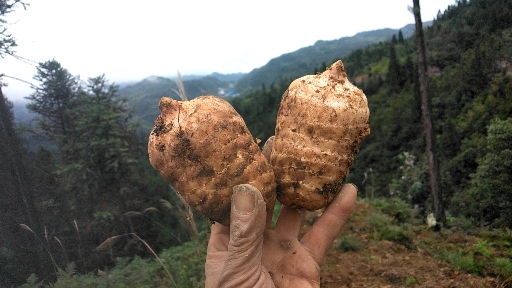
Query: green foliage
[
  {"left": 6, "top": 0, "right": 512, "bottom": 285},
  {"left": 19, "top": 274, "right": 42, "bottom": 288},
  {"left": 26, "top": 60, "right": 80, "bottom": 144},
  {"left": 13, "top": 60, "right": 202, "bottom": 285},
  {"left": 375, "top": 225, "right": 414, "bottom": 249},
  {"left": 366, "top": 209, "right": 392, "bottom": 229},
  {"left": 473, "top": 240, "right": 493, "bottom": 257},
  {"left": 370, "top": 197, "right": 412, "bottom": 224},
  {"left": 230, "top": 80, "right": 288, "bottom": 144},
  {"left": 0, "top": 0, "right": 26, "bottom": 57},
  {"left": 362, "top": 199, "right": 414, "bottom": 248},
  {"left": 442, "top": 250, "right": 483, "bottom": 275},
  {"left": 466, "top": 118, "right": 512, "bottom": 226},
  {"left": 405, "top": 276, "right": 418, "bottom": 286},
  {"left": 30, "top": 234, "right": 208, "bottom": 288},
  {"left": 496, "top": 258, "right": 512, "bottom": 277},
  {"left": 338, "top": 235, "right": 364, "bottom": 252}
]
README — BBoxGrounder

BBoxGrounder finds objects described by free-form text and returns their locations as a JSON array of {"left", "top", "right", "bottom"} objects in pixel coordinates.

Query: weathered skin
[
  {"left": 148, "top": 96, "right": 276, "bottom": 226},
  {"left": 271, "top": 60, "right": 370, "bottom": 210}
]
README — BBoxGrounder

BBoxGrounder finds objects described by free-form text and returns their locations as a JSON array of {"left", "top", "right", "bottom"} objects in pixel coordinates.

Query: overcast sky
[{"left": 2, "top": 0, "right": 455, "bottom": 101}]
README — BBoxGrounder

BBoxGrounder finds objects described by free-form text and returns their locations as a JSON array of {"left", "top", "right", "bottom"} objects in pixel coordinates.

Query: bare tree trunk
[{"left": 412, "top": 0, "right": 446, "bottom": 225}]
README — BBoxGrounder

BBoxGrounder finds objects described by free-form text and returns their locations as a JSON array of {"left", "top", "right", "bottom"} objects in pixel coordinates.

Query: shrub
[
  {"left": 375, "top": 225, "right": 414, "bottom": 249},
  {"left": 338, "top": 236, "right": 364, "bottom": 252},
  {"left": 496, "top": 258, "right": 512, "bottom": 277},
  {"left": 366, "top": 211, "right": 392, "bottom": 230},
  {"left": 405, "top": 276, "right": 418, "bottom": 286},
  {"left": 370, "top": 197, "right": 412, "bottom": 224},
  {"left": 443, "top": 250, "right": 483, "bottom": 275},
  {"left": 473, "top": 240, "right": 493, "bottom": 257}
]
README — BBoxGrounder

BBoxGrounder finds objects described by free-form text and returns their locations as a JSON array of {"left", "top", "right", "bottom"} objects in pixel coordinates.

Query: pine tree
[
  {"left": 391, "top": 34, "right": 398, "bottom": 45},
  {"left": 57, "top": 74, "right": 139, "bottom": 216},
  {"left": 398, "top": 30, "right": 405, "bottom": 43},
  {"left": 387, "top": 44, "right": 402, "bottom": 92},
  {"left": 26, "top": 60, "right": 79, "bottom": 148},
  {"left": 0, "top": 0, "right": 26, "bottom": 57}
]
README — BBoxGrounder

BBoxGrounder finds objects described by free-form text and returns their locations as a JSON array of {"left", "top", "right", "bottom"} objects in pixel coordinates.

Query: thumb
[{"left": 217, "top": 184, "right": 268, "bottom": 287}]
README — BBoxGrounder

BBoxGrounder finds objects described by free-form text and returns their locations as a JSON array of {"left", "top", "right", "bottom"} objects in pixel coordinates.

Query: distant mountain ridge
[
  {"left": 234, "top": 22, "right": 431, "bottom": 93},
  {"left": 118, "top": 72, "right": 244, "bottom": 132},
  {"left": 12, "top": 23, "right": 430, "bottom": 128}
]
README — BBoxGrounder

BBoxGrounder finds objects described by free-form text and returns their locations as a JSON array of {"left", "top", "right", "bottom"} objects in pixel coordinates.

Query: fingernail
[
  {"left": 233, "top": 186, "right": 256, "bottom": 214},
  {"left": 348, "top": 183, "right": 358, "bottom": 192}
]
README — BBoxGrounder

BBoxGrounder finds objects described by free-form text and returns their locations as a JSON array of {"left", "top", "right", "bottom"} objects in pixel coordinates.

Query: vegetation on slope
[{"left": 2, "top": 0, "right": 512, "bottom": 286}]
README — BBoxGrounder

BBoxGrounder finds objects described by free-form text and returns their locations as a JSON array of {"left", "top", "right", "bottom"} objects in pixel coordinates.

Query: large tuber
[
  {"left": 270, "top": 60, "right": 370, "bottom": 210},
  {"left": 148, "top": 96, "right": 276, "bottom": 226}
]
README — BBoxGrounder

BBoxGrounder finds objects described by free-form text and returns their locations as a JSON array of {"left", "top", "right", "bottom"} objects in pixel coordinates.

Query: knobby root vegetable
[
  {"left": 148, "top": 96, "right": 276, "bottom": 226},
  {"left": 270, "top": 60, "right": 370, "bottom": 210}
]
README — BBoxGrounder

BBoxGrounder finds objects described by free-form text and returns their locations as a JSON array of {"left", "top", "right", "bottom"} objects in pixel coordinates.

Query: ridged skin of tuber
[
  {"left": 148, "top": 96, "right": 276, "bottom": 226},
  {"left": 270, "top": 60, "right": 370, "bottom": 210}
]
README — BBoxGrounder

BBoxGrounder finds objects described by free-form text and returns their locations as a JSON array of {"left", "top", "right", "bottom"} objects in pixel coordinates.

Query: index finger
[{"left": 300, "top": 184, "right": 357, "bottom": 264}]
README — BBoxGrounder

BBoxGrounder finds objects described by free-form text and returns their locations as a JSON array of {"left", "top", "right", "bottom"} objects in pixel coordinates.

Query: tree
[
  {"left": 387, "top": 44, "right": 402, "bottom": 92},
  {"left": 413, "top": 0, "right": 445, "bottom": 225},
  {"left": 0, "top": 0, "right": 26, "bottom": 57},
  {"left": 26, "top": 60, "right": 79, "bottom": 149},
  {"left": 398, "top": 30, "right": 405, "bottom": 44},
  {"left": 469, "top": 118, "right": 512, "bottom": 226},
  {"left": 391, "top": 34, "right": 398, "bottom": 45},
  {"left": 58, "top": 74, "right": 139, "bottom": 217}
]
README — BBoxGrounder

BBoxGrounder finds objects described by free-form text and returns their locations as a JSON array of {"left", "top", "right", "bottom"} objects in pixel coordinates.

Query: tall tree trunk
[{"left": 412, "top": 0, "right": 446, "bottom": 225}]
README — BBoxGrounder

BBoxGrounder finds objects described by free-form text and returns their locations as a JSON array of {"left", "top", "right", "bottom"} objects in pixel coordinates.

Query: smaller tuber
[{"left": 271, "top": 60, "right": 370, "bottom": 210}]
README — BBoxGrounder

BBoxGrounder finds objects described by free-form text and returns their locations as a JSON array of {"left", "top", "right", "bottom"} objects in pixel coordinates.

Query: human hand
[{"left": 205, "top": 183, "right": 357, "bottom": 288}]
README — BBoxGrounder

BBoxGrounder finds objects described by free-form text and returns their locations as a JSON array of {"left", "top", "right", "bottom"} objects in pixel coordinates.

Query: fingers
[
  {"left": 205, "top": 222, "right": 230, "bottom": 288},
  {"left": 216, "top": 184, "right": 268, "bottom": 287},
  {"left": 208, "top": 222, "right": 230, "bottom": 253},
  {"left": 301, "top": 184, "right": 357, "bottom": 265},
  {"left": 262, "top": 135, "right": 276, "bottom": 229},
  {"left": 274, "top": 205, "right": 306, "bottom": 239},
  {"left": 261, "top": 136, "right": 275, "bottom": 161}
]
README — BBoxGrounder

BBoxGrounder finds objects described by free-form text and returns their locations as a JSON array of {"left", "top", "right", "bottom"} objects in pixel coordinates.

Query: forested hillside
[
  {"left": 232, "top": 0, "right": 512, "bottom": 228},
  {"left": 1, "top": 0, "right": 511, "bottom": 286},
  {"left": 1, "top": 61, "right": 206, "bottom": 286},
  {"left": 233, "top": 25, "right": 431, "bottom": 93}
]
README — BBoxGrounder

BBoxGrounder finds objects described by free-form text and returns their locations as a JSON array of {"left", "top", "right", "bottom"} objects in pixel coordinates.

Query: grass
[
  {"left": 405, "top": 276, "right": 418, "bottom": 286},
  {"left": 96, "top": 232, "right": 176, "bottom": 286},
  {"left": 442, "top": 250, "right": 483, "bottom": 275},
  {"left": 375, "top": 225, "right": 414, "bottom": 249},
  {"left": 22, "top": 197, "right": 512, "bottom": 287},
  {"left": 22, "top": 232, "right": 208, "bottom": 288}
]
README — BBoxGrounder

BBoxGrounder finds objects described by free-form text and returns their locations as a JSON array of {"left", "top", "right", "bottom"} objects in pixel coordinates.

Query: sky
[{"left": 2, "top": 0, "right": 456, "bottom": 101}]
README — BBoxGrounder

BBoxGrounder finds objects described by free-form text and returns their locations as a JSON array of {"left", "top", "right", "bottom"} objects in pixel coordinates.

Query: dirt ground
[
  {"left": 320, "top": 240, "right": 498, "bottom": 288},
  {"left": 302, "top": 202, "right": 506, "bottom": 288}
]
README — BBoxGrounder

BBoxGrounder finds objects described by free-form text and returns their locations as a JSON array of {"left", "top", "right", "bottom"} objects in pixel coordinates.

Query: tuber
[
  {"left": 270, "top": 60, "right": 370, "bottom": 210},
  {"left": 148, "top": 96, "right": 276, "bottom": 226}
]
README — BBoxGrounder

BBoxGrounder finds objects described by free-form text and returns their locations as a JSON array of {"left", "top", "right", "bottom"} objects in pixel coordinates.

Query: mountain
[
  {"left": 122, "top": 23, "right": 430, "bottom": 133},
  {"left": 208, "top": 72, "right": 246, "bottom": 82},
  {"left": 233, "top": 22, "right": 431, "bottom": 93},
  {"left": 119, "top": 73, "right": 243, "bottom": 132}
]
